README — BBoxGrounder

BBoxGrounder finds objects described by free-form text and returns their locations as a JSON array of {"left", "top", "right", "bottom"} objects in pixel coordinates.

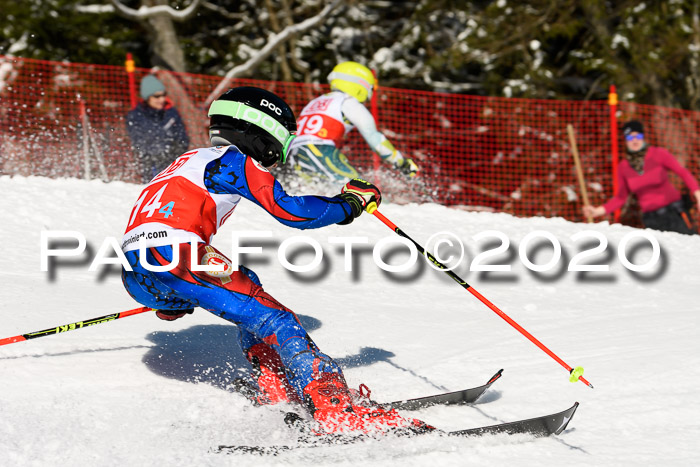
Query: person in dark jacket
[{"left": 126, "top": 75, "right": 189, "bottom": 183}]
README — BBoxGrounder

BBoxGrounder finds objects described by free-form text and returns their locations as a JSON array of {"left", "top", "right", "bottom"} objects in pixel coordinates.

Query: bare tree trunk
[
  {"left": 108, "top": 0, "right": 197, "bottom": 72},
  {"left": 264, "top": 0, "right": 293, "bottom": 82},
  {"left": 143, "top": 0, "right": 186, "bottom": 72},
  {"left": 687, "top": 2, "right": 700, "bottom": 110},
  {"left": 281, "top": 0, "right": 312, "bottom": 84}
]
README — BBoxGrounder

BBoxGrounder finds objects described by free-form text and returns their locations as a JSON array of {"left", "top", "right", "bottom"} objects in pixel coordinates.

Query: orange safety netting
[{"left": 1, "top": 55, "right": 699, "bottom": 225}]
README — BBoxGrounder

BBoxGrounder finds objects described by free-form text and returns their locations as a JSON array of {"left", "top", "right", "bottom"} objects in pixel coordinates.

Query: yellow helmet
[{"left": 327, "top": 61, "right": 376, "bottom": 103}]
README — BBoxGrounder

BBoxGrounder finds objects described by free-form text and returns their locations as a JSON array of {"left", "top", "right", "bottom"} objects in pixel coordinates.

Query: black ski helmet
[{"left": 208, "top": 87, "right": 297, "bottom": 167}]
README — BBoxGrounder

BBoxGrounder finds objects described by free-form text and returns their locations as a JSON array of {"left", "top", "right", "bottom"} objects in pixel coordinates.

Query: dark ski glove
[
  {"left": 155, "top": 308, "right": 194, "bottom": 321},
  {"left": 337, "top": 178, "right": 382, "bottom": 224}
]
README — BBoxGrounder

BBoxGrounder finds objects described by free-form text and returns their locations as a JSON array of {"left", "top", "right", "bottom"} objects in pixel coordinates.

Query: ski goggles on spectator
[{"left": 625, "top": 133, "right": 644, "bottom": 141}]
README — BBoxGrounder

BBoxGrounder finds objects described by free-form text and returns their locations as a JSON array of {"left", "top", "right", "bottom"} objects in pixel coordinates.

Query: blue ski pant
[{"left": 121, "top": 242, "right": 343, "bottom": 397}]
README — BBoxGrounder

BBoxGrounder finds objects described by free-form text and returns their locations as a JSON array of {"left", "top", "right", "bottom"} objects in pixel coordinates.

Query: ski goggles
[
  {"left": 625, "top": 133, "right": 644, "bottom": 141},
  {"left": 280, "top": 132, "right": 296, "bottom": 164}
]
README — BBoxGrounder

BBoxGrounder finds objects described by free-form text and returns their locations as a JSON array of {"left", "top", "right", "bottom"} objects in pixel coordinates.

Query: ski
[
  {"left": 231, "top": 369, "right": 503, "bottom": 410},
  {"left": 216, "top": 401, "right": 579, "bottom": 455},
  {"left": 448, "top": 401, "right": 578, "bottom": 438},
  {"left": 385, "top": 369, "right": 503, "bottom": 410}
]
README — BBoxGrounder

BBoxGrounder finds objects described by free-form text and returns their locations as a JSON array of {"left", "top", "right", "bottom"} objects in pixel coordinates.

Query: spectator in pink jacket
[{"left": 583, "top": 120, "right": 700, "bottom": 235}]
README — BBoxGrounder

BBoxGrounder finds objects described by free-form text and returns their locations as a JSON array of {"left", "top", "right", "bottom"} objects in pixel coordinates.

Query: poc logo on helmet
[{"left": 260, "top": 98, "right": 282, "bottom": 115}]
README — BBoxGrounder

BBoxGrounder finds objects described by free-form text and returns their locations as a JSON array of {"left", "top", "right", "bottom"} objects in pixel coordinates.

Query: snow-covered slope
[{"left": 1, "top": 175, "right": 698, "bottom": 466}]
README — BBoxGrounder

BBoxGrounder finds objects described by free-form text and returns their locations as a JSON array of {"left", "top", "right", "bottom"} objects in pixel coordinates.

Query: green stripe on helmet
[{"left": 208, "top": 100, "right": 295, "bottom": 151}]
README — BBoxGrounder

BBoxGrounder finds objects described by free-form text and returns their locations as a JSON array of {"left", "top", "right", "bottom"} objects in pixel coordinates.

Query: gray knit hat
[{"left": 140, "top": 75, "right": 166, "bottom": 100}]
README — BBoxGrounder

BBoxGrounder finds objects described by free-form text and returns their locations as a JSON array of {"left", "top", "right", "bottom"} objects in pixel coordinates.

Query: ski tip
[
  {"left": 553, "top": 402, "right": 580, "bottom": 435},
  {"left": 487, "top": 369, "right": 504, "bottom": 384}
]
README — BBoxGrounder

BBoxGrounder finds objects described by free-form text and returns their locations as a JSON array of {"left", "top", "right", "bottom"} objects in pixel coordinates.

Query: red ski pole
[
  {"left": 0, "top": 306, "right": 153, "bottom": 347},
  {"left": 368, "top": 207, "right": 593, "bottom": 389}
]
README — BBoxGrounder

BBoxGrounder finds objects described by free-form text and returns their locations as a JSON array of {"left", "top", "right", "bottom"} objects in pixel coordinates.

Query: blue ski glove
[{"left": 337, "top": 178, "right": 382, "bottom": 224}]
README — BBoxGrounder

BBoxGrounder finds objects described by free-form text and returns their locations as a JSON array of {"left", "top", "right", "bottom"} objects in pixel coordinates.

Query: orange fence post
[
  {"left": 126, "top": 53, "right": 137, "bottom": 108},
  {"left": 609, "top": 84, "right": 620, "bottom": 222}
]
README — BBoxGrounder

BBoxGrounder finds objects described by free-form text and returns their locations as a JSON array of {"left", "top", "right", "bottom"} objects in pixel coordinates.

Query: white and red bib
[
  {"left": 122, "top": 146, "right": 241, "bottom": 251},
  {"left": 292, "top": 91, "right": 354, "bottom": 147}
]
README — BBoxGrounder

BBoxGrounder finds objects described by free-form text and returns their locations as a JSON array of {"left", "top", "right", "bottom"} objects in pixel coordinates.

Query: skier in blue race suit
[{"left": 120, "top": 86, "right": 431, "bottom": 435}]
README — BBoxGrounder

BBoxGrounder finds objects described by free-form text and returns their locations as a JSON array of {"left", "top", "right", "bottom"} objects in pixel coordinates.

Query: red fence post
[
  {"left": 609, "top": 84, "right": 620, "bottom": 222},
  {"left": 370, "top": 69, "right": 380, "bottom": 175},
  {"left": 126, "top": 53, "right": 137, "bottom": 109},
  {"left": 78, "top": 97, "right": 91, "bottom": 180}
]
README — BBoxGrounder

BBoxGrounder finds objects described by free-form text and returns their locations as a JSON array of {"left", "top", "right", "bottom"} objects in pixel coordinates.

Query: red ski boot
[
  {"left": 302, "top": 374, "right": 434, "bottom": 435},
  {"left": 246, "top": 343, "right": 300, "bottom": 405}
]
